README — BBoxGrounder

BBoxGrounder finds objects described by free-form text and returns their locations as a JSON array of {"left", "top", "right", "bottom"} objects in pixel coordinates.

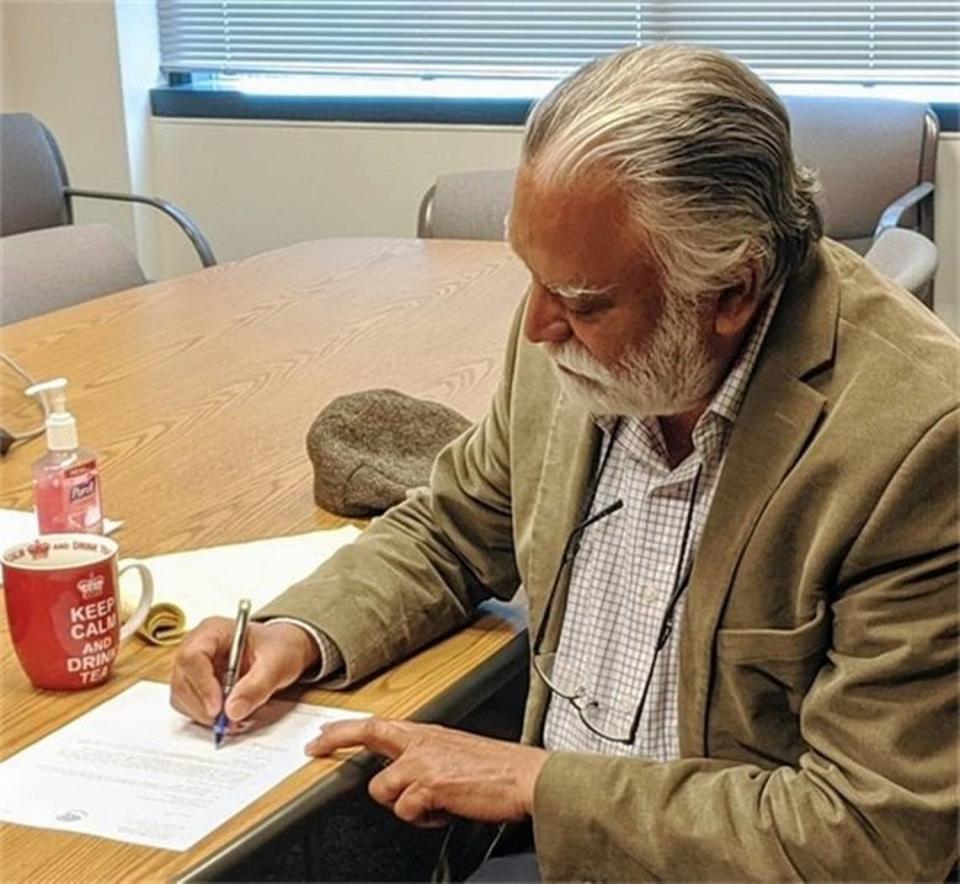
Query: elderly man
[{"left": 171, "top": 44, "right": 958, "bottom": 880}]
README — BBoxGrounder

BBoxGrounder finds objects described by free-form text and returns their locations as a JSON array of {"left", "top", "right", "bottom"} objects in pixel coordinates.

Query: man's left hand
[{"left": 306, "top": 718, "right": 549, "bottom": 827}]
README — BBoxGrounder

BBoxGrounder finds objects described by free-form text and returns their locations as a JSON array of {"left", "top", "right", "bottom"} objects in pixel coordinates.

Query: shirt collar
[{"left": 705, "top": 283, "right": 783, "bottom": 427}]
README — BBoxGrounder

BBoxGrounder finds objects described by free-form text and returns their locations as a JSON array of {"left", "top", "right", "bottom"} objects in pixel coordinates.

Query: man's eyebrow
[{"left": 547, "top": 282, "right": 616, "bottom": 301}]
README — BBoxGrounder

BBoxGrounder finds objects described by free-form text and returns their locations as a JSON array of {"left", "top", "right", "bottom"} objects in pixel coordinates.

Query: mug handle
[{"left": 118, "top": 560, "right": 155, "bottom": 641}]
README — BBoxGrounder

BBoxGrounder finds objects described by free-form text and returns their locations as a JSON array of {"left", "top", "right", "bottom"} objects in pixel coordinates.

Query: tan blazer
[{"left": 260, "top": 240, "right": 959, "bottom": 880}]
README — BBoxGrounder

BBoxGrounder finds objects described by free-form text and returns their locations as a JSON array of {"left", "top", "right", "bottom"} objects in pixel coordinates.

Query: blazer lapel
[{"left": 677, "top": 244, "right": 840, "bottom": 756}]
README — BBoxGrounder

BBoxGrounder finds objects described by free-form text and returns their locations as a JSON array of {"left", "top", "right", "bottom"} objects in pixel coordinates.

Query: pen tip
[{"left": 214, "top": 732, "right": 223, "bottom": 749}]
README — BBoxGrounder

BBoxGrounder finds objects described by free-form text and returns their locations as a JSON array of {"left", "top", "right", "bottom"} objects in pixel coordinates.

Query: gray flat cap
[{"left": 307, "top": 388, "right": 472, "bottom": 517}]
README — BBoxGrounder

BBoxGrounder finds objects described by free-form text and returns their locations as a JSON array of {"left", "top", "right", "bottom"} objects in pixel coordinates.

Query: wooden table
[{"left": 0, "top": 237, "right": 530, "bottom": 882}]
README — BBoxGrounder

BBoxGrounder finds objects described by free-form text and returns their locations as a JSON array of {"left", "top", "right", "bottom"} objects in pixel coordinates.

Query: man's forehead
[
  {"left": 504, "top": 169, "right": 649, "bottom": 298},
  {"left": 523, "top": 164, "right": 630, "bottom": 214}
]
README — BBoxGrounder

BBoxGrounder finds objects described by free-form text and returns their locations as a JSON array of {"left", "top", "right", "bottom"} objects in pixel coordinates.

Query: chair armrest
[
  {"left": 864, "top": 227, "right": 938, "bottom": 303},
  {"left": 65, "top": 188, "right": 217, "bottom": 267},
  {"left": 874, "top": 182, "right": 935, "bottom": 238},
  {"left": 417, "top": 183, "right": 437, "bottom": 238}
]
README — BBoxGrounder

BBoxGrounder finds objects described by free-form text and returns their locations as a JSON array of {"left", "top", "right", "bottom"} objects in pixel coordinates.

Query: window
[{"left": 152, "top": 1, "right": 959, "bottom": 124}]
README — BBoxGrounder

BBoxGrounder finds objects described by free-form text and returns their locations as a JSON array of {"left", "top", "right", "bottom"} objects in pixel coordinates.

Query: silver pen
[{"left": 213, "top": 598, "right": 252, "bottom": 748}]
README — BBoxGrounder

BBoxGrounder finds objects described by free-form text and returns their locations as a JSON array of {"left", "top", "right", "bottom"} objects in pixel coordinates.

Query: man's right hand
[{"left": 170, "top": 618, "right": 321, "bottom": 727}]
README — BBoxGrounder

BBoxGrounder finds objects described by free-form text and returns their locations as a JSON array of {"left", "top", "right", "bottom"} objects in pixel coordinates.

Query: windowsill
[
  {"left": 150, "top": 80, "right": 959, "bottom": 131},
  {"left": 150, "top": 84, "right": 536, "bottom": 125}
]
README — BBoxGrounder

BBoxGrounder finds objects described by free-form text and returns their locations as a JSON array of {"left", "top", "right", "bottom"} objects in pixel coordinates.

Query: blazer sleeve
[
  {"left": 254, "top": 304, "right": 525, "bottom": 686},
  {"left": 532, "top": 407, "right": 959, "bottom": 881}
]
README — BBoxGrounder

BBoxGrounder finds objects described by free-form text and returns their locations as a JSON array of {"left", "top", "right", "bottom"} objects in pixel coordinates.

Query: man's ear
[{"left": 713, "top": 262, "right": 763, "bottom": 338}]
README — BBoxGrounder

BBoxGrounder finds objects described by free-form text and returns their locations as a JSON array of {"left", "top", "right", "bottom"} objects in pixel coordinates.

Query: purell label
[
  {"left": 62, "top": 462, "right": 101, "bottom": 531},
  {"left": 69, "top": 475, "right": 97, "bottom": 503}
]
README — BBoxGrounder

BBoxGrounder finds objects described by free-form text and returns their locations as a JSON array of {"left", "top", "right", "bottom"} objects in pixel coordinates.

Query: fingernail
[
  {"left": 304, "top": 739, "right": 318, "bottom": 755},
  {"left": 229, "top": 699, "right": 250, "bottom": 720}
]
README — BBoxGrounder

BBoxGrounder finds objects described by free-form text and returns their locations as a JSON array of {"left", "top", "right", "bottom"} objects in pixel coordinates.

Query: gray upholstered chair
[
  {"left": 0, "top": 224, "right": 147, "bottom": 325},
  {"left": 784, "top": 96, "right": 937, "bottom": 256},
  {"left": 416, "top": 96, "right": 939, "bottom": 305},
  {"left": 418, "top": 169, "right": 516, "bottom": 243},
  {"left": 0, "top": 112, "right": 216, "bottom": 325}
]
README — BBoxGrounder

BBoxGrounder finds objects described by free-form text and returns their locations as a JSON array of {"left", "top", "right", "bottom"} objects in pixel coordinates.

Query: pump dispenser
[{"left": 25, "top": 378, "right": 103, "bottom": 534}]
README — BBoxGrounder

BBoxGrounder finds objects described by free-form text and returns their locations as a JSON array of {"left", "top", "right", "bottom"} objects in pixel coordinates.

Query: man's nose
[{"left": 524, "top": 283, "right": 572, "bottom": 345}]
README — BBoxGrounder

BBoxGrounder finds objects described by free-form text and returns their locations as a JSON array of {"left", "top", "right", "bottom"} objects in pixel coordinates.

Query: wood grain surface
[{"left": 0, "top": 237, "right": 531, "bottom": 882}]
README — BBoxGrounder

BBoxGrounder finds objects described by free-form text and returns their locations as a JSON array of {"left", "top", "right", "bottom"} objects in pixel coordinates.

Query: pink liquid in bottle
[
  {"left": 33, "top": 449, "right": 103, "bottom": 534},
  {"left": 26, "top": 377, "right": 104, "bottom": 535}
]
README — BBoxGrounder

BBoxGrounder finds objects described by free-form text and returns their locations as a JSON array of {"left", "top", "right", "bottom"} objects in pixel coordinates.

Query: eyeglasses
[{"left": 532, "top": 463, "right": 702, "bottom": 745}]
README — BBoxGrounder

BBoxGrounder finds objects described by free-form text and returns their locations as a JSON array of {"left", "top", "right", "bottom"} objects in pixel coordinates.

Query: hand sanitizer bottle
[{"left": 25, "top": 378, "right": 104, "bottom": 534}]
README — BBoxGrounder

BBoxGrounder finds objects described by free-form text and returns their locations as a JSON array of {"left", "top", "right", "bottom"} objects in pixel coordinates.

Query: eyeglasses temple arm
[{"left": 531, "top": 498, "right": 625, "bottom": 656}]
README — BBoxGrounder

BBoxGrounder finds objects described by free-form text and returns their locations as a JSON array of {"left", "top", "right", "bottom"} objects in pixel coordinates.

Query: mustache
[{"left": 546, "top": 341, "right": 625, "bottom": 383}]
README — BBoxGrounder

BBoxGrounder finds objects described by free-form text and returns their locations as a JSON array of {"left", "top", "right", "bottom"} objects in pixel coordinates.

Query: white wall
[
  {"left": 1, "top": 0, "right": 135, "bottom": 250},
  {"left": 2, "top": 1, "right": 958, "bottom": 332},
  {"left": 113, "top": 0, "right": 162, "bottom": 275},
  {"left": 149, "top": 119, "right": 524, "bottom": 274}
]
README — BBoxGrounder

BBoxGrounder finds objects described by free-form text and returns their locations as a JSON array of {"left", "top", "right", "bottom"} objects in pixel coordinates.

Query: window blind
[
  {"left": 640, "top": 2, "right": 959, "bottom": 83},
  {"left": 157, "top": 1, "right": 638, "bottom": 80},
  {"left": 157, "top": 0, "right": 959, "bottom": 86}
]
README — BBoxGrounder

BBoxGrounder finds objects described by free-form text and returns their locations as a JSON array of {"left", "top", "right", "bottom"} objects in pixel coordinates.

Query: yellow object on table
[{"left": 137, "top": 602, "right": 188, "bottom": 646}]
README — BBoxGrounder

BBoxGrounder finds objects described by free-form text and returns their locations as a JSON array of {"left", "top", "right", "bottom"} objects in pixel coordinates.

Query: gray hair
[{"left": 522, "top": 43, "right": 823, "bottom": 302}]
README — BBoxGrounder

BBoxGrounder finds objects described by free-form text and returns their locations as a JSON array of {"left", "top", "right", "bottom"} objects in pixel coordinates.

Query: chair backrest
[
  {"left": 0, "top": 223, "right": 146, "bottom": 325},
  {"left": 417, "top": 169, "right": 516, "bottom": 240},
  {"left": 0, "top": 112, "right": 72, "bottom": 238},
  {"left": 781, "top": 95, "right": 938, "bottom": 253},
  {"left": 417, "top": 96, "right": 938, "bottom": 254}
]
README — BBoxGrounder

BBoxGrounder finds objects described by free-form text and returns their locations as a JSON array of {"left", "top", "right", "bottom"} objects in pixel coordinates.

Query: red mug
[{"left": 2, "top": 534, "right": 153, "bottom": 690}]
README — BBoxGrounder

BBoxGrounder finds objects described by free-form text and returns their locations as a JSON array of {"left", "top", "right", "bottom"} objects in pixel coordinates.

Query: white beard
[{"left": 546, "top": 294, "right": 720, "bottom": 417}]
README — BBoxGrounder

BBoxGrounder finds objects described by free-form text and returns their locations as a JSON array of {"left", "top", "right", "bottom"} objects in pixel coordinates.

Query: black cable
[
  {"left": 0, "top": 428, "right": 16, "bottom": 457},
  {"left": 0, "top": 352, "right": 46, "bottom": 457}
]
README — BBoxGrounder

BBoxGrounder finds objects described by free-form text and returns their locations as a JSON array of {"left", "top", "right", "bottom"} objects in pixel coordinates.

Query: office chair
[
  {"left": 0, "top": 112, "right": 216, "bottom": 325},
  {"left": 417, "top": 169, "right": 516, "bottom": 244},
  {"left": 0, "top": 224, "right": 146, "bottom": 325},
  {"left": 417, "top": 97, "right": 939, "bottom": 305}
]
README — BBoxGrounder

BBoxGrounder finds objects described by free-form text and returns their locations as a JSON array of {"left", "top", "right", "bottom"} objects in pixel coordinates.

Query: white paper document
[
  {"left": 116, "top": 526, "right": 361, "bottom": 643},
  {"left": 0, "top": 508, "right": 123, "bottom": 553},
  {"left": 0, "top": 680, "right": 369, "bottom": 851}
]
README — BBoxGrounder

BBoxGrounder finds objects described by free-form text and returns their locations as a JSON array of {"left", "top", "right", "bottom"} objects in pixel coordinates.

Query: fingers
[
  {"left": 225, "top": 622, "right": 318, "bottom": 719},
  {"left": 392, "top": 784, "right": 451, "bottom": 828},
  {"left": 170, "top": 617, "right": 233, "bottom": 724},
  {"left": 306, "top": 720, "right": 452, "bottom": 828},
  {"left": 170, "top": 618, "right": 314, "bottom": 726},
  {"left": 305, "top": 721, "right": 540, "bottom": 827},
  {"left": 224, "top": 653, "right": 289, "bottom": 721},
  {"left": 368, "top": 759, "right": 404, "bottom": 805},
  {"left": 305, "top": 717, "right": 410, "bottom": 759},
  {"left": 369, "top": 758, "right": 450, "bottom": 828}
]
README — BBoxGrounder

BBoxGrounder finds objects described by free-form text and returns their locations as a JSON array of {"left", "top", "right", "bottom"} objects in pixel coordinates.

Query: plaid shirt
[{"left": 542, "top": 289, "right": 782, "bottom": 759}]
